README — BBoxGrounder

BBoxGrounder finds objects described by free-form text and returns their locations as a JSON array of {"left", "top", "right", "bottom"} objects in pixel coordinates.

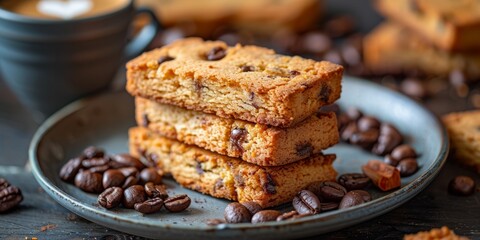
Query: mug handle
[{"left": 124, "top": 7, "right": 161, "bottom": 60}]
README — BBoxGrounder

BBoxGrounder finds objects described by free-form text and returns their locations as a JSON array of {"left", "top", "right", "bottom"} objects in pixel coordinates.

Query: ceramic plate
[{"left": 29, "top": 76, "right": 448, "bottom": 239}]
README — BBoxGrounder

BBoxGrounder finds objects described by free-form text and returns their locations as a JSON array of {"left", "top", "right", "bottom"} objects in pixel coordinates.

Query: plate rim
[{"left": 28, "top": 76, "right": 450, "bottom": 237}]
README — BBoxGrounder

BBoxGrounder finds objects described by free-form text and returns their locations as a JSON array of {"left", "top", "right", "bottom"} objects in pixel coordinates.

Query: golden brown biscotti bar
[
  {"left": 375, "top": 0, "right": 480, "bottom": 51},
  {"left": 127, "top": 38, "right": 343, "bottom": 128},
  {"left": 136, "top": 97, "right": 339, "bottom": 166},
  {"left": 363, "top": 22, "right": 480, "bottom": 79},
  {"left": 403, "top": 226, "right": 469, "bottom": 240},
  {"left": 443, "top": 110, "right": 480, "bottom": 174},
  {"left": 136, "top": 0, "right": 321, "bottom": 37},
  {"left": 129, "top": 127, "right": 337, "bottom": 208}
]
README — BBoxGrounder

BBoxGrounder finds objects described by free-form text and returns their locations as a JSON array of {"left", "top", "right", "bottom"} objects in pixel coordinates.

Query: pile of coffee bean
[
  {"left": 338, "top": 107, "right": 419, "bottom": 177},
  {"left": 59, "top": 146, "right": 190, "bottom": 214},
  {"left": 0, "top": 178, "right": 23, "bottom": 213},
  {"left": 218, "top": 173, "right": 371, "bottom": 224}
]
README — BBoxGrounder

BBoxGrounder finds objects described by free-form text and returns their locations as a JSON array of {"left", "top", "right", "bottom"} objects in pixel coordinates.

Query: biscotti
[
  {"left": 136, "top": 97, "right": 339, "bottom": 166},
  {"left": 375, "top": 0, "right": 480, "bottom": 51},
  {"left": 443, "top": 110, "right": 480, "bottom": 173},
  {"left": 126, "top": 38, "right": 343, "bottom": 127},
  {"left": 363, "top": 22, "right": 480, "bottom": 79},
  {"left": 129, "top": 127, "right": 337, "bottom": 208},
  {"left": 404, "top": 226, "right": 469, "bottom": 240}
]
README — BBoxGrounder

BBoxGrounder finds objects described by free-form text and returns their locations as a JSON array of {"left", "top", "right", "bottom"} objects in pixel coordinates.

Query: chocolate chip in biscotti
[
  {"left": 241, "top": 65, "right": 255, "bottom": 72},
  {"left": 289, "top": 70, "right": 300, "bottom": 76},
  {"left": 263, "top": 173, "right": 277, "bottom": 194},
  {"left": 195, "top": 162, "right": 204, "bottom": 175},
  {"left": 318, "top": 84, "right": 332, "bottom": 103},
  {"left": 408, "top": 0, "right": 422, "bottom": 14},
  {"left": 230, "top": 128, "right": 247, "bottom": 153},
  {"left": 296, "top": 142, "right": 314, "bottom": 158},
  {"left": 141, "top": 113, "right": 150, "bottom": 127},
  {"left": 157, "top": 55, "right": 174, "bottom": 65},
  {"left": 206, "top": 47, "right": 227, "bottom": 61}
]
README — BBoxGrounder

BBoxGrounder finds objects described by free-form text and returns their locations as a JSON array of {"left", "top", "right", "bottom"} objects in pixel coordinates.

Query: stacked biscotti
[
  {"left": 126, "top": 38, "right": 344, "bottom": 208},
  {"left": 364, "top": 0, "right": 480, "bottom": 80}
]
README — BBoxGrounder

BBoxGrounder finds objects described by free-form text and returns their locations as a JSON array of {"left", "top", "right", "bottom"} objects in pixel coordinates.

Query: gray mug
[{"left": 0, "top": 0, "right": 160, "bottom": 119}]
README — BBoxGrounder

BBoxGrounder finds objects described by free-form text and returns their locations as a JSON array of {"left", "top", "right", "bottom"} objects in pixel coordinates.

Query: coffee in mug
[{"left": 0, "top": 0, "right": 129, "bottom": 20}]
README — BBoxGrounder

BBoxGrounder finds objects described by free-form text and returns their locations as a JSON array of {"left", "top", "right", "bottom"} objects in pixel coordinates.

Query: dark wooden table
[{"left": 1, "top": 1, "right": 480, "bottom": 239}]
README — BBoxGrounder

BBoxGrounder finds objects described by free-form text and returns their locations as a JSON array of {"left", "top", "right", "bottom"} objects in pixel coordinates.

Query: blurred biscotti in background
[{"left": 136, "top": 0, "right": 322, "bottom": 38}]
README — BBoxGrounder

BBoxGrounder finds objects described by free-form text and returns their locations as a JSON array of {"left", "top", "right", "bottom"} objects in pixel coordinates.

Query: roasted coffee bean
[
  {"left": 351, "top": 190, "right": 372, "bottom": 202},
  {"left": 292, "top": 190, "right": 321, "bottom": 215},
  {"left": 316, "top": 181, "right": 347, "bottom": 202},
  {"left": 400, "top": 78, "right": 428, "bottom": 99},
  {"left": 345, "top": 108, "right": 363, "bottom": 121},
  {"left": 251, "top": 210, "right": 282, "bottom": 223},
  {"left": 350, "top": 129, "right": 379, "bottom": 149},
  {"left": 164, "top": 194, "right": 191, "bottom": 212},
  {"left": 206, "top": 218, "right": 226, "bottom": 226},
  {"left": 338, "top": 173, "right": 371, "bottom": 191},
  {"left": 276, "top": 210, "right": 298, "bottom": 221},
  {"left": 0, "top": 178, "right": 9, "bottom": 190},
  {"left": 89, "top": 164, "right": 110, "bottom": 173},
  {"left": 241, "top": 201, "right": 262, "bottom": 215},
  {"left": 357, "top": 116, "right": 380, "bottom": 131},
  {"left": 123, "top": 185, "right": 147, "bottom": 209},
  {"left": 122, "top": 176, "right": 139, "bottom": 189},
  {"left": 134, "top": 197, "right": 164, "bottom": 214},
  {"left": 118, "top": 167, "right": 139, "bottom": 178},
  {"left": 206, "top": 47, "right": 227, "bottom": 61},
  {"left": 74, "top": 170, "right": 103, "bottom": 193},
  {"left": 384, "top": 154, "right": 400, "bottom": 166},
  {"left": 339, "top": 191, "right": 365, "bottom": 209},
  {"left": 391, "top": 144, "right": 417, "bottom": 160},
  {"left": 82, "top": 157, "right": 109, "bottom": 169},
  {"left": 0, "top": 184, "right": 23, "bottom": 213},
  {"left": 110, "top": 154, "right": 145, "bottom": 170},
  {"left": 145, "top": 182, "right": 169, "bottom": 200},
  {"left": 59, "top": 157, "right": 83, "bottom": 182},
  {"left": 448, "top": 176, "right": 476, "bottom": 196},
  {"left": 320, "top": 202, "right": 339, "bottom": 211},
  {"left": 224, "top": 202, "right": 252, "bottom": 223},
  {"left": 338, "top": 114, "right": 351, "bottom": 131},
  {"left": 103, "top": 169, "right": 126, "bottom": 189},
  {"left": 98, "top": 187, "right": 123, "bottom": 209},
  {"left": 372, "top": 124, "right": 403, "bottom": 155},
  {"left": 396, "top": 158, "right": 418, "bottom": 177},
  {"left": 82, "top": 146, "right": 104, "bottom": 159},
  {"left": 341, "top": 121, "right": 359, "bottom": 142},
  {"left": 140, "top": 167, "right": 163, "bottom": 185}
]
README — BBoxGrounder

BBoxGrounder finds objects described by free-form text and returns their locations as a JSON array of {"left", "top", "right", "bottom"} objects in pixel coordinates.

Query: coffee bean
[
  {"left": 230, "top": 128, "right": 247, "bottom": 153},
  {"left": 317, "top": 181, "right": 347, "bottom": 202},
  {"left": 98, "top": 187, "right": 123, "bottom": 209},
  {"left": 102, "top": 169, "right": 126, "bottom": 189},
  {"left": 320, "top": 202, "right": 339, "bottom": 211},
  {"left": 357, "top": 116, "right": 380, "bottom": 131},
  {"left": 123, "top": 185, "right": 147, "bottom": 209},
  {"left": 59, "top": 157, "right": 83, "bottom": 182},
  {"left": 206, "top": 218, "right": 226, "bottom": 226},
  {"left": 89, "top": 164, "right": 110, "bottom": 173},
  {"left": 345, "top": 108, "right": 363, "bottom": 121},
  {"left": 350, "top": 129, "right": 379, "bottom": 149},
  {"left": 276, "top": 210, "right": 299, "bottom": 221},
  {"left": 350, "top": 190, "right": 372, "bottom": 202},
  {"left": 206, "top": 47, "right": 227, "bottom": 61},
  {"left": 251, "top": 210, "right": 282, "bottom": 223},
  {"left": 391, "top": 144, "right": 417, "bottom": 160},
  {"left": 384, "top": 154, "right": 400, "bottom": 166},
  {"left": 82, "top": 157, "right": 109, "bottom": 169},
  {"left": 110, "top": 154, "right": 145, "bottom": 170},
  {"left": 400, "top": 78, "right": 428, "bottom": 99},
  {"left": 122, "top": 176, "right": 139, "bottom": 189},
  {"left": 241, "top": 201, "right": 262, "bottom": 215},
  {"left": 140, "top": 167, "right": 163, "bottom": 185},
  {"left": 339, "top": 191, "right": 365, "bottom": 209},
  {"left": 448, "top": 176, "right": 476, "bottom": 196},
  {"left": 74, "top": 170, "right": 103, "bottom": 193},
  {"left": 118, "top": 167, "right": 139, "bottom": 178},
  {"left": 134, "top": 197, "right": 164, "bottom": 214},
  {"left": 292, "top": 190, "right": 321, "bottom": 215},
  {"left": 338, "top": 114, "right": 351, "bottom": 131},
  {"left": 338, "top": 173, "right": 371, "bottom": 191},
  {"left": 82, "top": 146, "right": 104, "bottom": 159},
  {"left": 341, "top": 121, "right": 359, "bottom": 142},
  {"left": 145, "top": 182, "right": 169, "bottom": 200},
  {"left": 224, "top": 202, "right": 252, "bottom": 223},
  {"left": 396, "top": 158, "right": 418, "bottom": 177},
  {"left": 372, "top": 123, "right": 403, "bottom": 155},
  {"left": 0, "top": 184, "right": 23, "bottom": 213},
  {"left": 164, "top": 194, "right": 191, "bottom": 212},
  {"left": 0, "top": 178, "right": 9, "bottom": 190}
]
